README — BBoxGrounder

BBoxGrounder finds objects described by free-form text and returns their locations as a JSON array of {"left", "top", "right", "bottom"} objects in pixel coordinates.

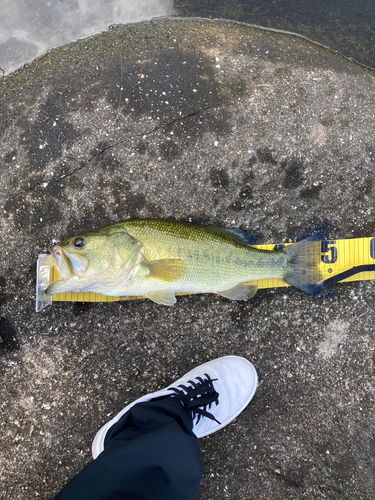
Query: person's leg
[
  {"left": 52, "top": 356, "right": 258, "bottom": 500},
  {"left": 52, "top": 397, "right": 202, "bottom": 500}
]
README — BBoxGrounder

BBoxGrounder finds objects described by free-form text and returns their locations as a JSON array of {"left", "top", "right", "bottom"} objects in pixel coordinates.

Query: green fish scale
[{"left": 121, "top": 219, "right": 287, "bottom": 289}]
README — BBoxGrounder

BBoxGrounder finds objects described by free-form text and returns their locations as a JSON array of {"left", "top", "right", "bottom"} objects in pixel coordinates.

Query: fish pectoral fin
[
  {"left": 217, "top": 282, "right": 258, "bottom": 301},
  {"left": 143, "top": 259, "right": 187, "bottom": 282},
  {"left": 146, "top": 289, "right": 177, "bottom": 306}
]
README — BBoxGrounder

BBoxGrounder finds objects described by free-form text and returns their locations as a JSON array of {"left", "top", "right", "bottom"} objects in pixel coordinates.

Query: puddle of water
[{"left": 0, "top": 0, "right": 174, "bottom": 75}]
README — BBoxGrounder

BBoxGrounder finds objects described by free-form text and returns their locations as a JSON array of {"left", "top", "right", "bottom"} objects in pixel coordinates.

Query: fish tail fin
[{"left": 282, "top": 234, "right": 325, "bottom": 294}]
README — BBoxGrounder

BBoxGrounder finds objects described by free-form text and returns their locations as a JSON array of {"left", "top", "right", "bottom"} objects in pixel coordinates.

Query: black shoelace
[{"left": 169, "top": 374, "right": 221, "bottom": 424}]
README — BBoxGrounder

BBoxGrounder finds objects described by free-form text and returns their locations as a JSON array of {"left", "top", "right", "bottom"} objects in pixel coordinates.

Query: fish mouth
[
  {"left": 50, "top": 245, "right": 88, "bottom": 277},
  {"left": 50, "top": 246, "right": 69, "bottom": 276}
]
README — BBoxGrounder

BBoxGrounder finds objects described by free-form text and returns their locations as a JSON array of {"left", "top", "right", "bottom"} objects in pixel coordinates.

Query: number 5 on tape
[{"left": 321, "top": 241, "right": 338, "bottom": 265}]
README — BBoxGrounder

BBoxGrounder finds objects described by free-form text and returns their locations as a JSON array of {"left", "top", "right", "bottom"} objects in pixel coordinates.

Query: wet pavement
[{"left": 0, "top": 18, "right": 374, "bottom": 500}]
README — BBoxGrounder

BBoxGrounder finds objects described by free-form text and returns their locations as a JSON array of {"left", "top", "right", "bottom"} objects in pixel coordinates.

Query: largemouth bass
[{"left": 46, "top": 219, "right": 324, "bottom": 305}]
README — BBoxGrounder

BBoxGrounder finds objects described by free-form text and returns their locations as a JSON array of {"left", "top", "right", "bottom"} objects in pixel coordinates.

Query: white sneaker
[{"left": 92, "top": 355, "right": 258, "bottom": 459}]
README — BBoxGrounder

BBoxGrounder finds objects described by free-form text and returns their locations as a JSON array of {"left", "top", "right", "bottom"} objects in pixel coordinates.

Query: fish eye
[{"left": 73, "top": 238, "right": 85, "bottom": 249}]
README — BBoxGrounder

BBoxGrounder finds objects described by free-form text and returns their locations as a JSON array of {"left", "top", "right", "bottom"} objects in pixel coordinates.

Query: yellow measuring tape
[
  {"left": 255, "top": 236, "right": 375, "bottom": 289},
  {"left": 36, "top": 237, "right": 375, "bottom": 311}
]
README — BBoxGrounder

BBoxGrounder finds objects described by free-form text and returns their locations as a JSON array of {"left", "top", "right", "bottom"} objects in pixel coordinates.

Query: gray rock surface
[{"left": 0, "top": 18, "right": 374, "bottom": 500}]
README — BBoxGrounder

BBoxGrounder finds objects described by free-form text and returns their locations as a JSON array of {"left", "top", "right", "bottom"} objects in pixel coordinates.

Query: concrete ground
[{"left": 0, "top": 18, "right": 374, "bottom": 500}]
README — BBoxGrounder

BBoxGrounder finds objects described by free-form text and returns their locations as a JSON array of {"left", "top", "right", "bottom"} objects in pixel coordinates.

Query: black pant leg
[{"left": 52, "top": 397, "right": 203, "bottom": 500}]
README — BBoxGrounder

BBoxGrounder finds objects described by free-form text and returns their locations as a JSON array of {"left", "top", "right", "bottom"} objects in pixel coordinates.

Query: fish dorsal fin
[
  {"left": 217, "top": 282, "right": 258, "bottom": 301},
  {"left": 146, "top": 289, "right": 176, "bottom": 306},
  {"left": 143, "top": 259, "right": 187, "bottom": 282},
  {"left": 212, "top": 227, "right": 257, "bottom": 246}
]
